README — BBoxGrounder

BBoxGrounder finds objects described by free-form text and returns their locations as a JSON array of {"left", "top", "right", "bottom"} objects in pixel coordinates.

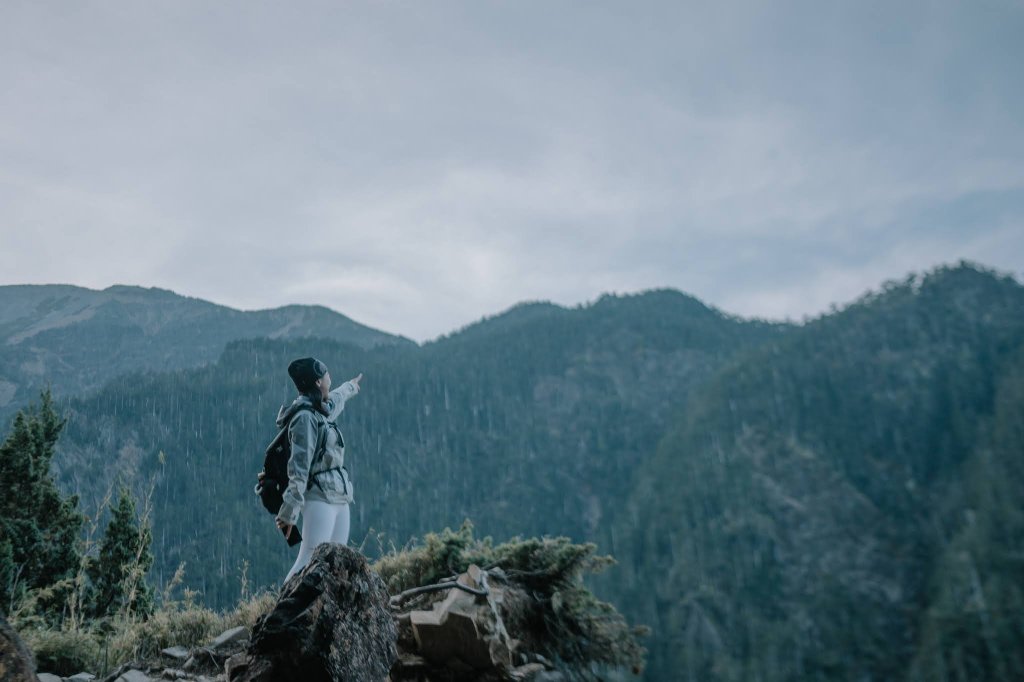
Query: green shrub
[{"left": 21, "top": 627, "right": 101, "bottom": 677}]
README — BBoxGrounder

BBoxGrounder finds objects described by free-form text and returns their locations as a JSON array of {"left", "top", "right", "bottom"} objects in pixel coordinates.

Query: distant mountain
[
  {"left": 8, "top": 261, "right": 1023, "bottom": 681},
  {"left": 0, "top": 283, "right": 415, "bottom": 420}
]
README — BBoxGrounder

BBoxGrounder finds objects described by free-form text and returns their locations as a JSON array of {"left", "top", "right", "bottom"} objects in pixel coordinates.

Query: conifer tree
[
  {"left": 86, "top": 484, "right": 155, "bottom": 619},
  {"left": 0, "top": 388, "right": 84, "bottom": 616}
]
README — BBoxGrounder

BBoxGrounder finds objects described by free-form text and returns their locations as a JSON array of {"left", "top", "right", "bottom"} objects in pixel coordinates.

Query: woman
[{"left": 275, "top": 356, "right": 363, "bottom": 583}]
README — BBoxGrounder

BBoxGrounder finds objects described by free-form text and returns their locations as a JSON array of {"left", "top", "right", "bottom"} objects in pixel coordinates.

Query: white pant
[{"left": 283, "top": 499, "right": 351, "bottom": 583}]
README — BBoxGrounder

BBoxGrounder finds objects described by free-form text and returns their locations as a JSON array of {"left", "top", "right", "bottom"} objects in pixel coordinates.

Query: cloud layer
[{"left": 2, "top": 1, "right": 1022, "bottom": 342}]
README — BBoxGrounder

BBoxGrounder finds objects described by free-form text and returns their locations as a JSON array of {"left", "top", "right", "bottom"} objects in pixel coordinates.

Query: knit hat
[{"left": 288, "top": 357, "right": 328, "bottom": 392}]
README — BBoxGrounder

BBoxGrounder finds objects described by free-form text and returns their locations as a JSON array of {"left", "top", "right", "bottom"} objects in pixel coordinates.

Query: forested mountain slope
[
  {"left": 51, "top": 287, "right": 784, "bottom": 614},
  {"left": 0, "top": 283, "right": 414, "bottom": 421},
  {"left": 602, "top": 264, "right": 1024, "bottom": 681}
]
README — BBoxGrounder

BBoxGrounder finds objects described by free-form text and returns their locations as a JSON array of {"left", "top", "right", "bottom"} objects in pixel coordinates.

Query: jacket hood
[{"left": 276, "top": 394, "right": 316, "bottom": 429}]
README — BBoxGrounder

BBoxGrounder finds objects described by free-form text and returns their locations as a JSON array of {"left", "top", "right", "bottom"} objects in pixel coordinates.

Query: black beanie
[{"left": 288, "top": 357, "right": 328, "bottom": 392}]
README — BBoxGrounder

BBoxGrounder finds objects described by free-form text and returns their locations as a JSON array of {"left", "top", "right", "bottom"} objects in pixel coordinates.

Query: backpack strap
[
  {"left": 310, "top": 466, "right": 347, "bottom": 495},
  {"left": 289, "top": 405, "right": 330, "bottom": 490},
  {"left": 306, "top": 421, "right": 346, "bottom": 495}
]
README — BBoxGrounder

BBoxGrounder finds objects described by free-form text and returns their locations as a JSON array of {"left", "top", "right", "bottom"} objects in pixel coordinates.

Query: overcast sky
[{"left": 1, "top": 1, "right": 1022, "bottom": 343}]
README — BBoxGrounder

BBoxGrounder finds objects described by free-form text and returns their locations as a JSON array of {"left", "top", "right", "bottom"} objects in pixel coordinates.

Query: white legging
[{"left": 283, "top": 499, "right": 351, "bottom": 583}]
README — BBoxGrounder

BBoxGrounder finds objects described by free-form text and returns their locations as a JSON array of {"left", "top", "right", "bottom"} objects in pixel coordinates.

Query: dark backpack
[{"left": 254, "top": 404, "right": 329, "bottom": 515}]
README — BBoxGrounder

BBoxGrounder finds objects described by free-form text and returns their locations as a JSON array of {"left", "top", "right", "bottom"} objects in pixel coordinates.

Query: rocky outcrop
[
  {"left": 34, "top": 544, "right": 582, "bottom": 682},
  {"left": 230, "top": 543, "right": 397, "bottom": 682}
]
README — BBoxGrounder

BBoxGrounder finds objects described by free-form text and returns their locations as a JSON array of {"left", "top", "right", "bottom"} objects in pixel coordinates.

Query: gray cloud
[{"left": 1, "top": 0, "right": 1022, "bottom": 342}]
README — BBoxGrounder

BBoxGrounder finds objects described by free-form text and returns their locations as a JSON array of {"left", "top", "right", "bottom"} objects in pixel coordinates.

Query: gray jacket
[{"left": 275, "top": 380, "right": 360, "bottom": 525}]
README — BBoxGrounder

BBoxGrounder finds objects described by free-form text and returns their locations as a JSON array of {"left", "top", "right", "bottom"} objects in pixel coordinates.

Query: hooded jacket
[{"left": 275, "top": 379, "right": 360, "bottom": 526}]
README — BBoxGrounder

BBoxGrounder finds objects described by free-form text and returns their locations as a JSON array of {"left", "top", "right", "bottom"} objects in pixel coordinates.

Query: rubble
[{"left": 390, "top": 564, "right": 564, "bottom": 681}]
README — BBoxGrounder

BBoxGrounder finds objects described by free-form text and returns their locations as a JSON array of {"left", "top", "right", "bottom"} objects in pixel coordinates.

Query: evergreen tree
[
  {"left": 0, "top": 388, "right": 84, "bottom": 617},
  {"left": 85, "top": 484, "right": 154, "bottom": 619}
]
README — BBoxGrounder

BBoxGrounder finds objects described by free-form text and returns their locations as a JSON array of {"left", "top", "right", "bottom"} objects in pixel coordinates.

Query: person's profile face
[{"left": 318, "top": 370, "right": 331, "bottom": 398}]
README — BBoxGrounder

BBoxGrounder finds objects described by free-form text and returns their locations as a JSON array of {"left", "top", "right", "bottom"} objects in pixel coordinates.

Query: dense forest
[
  {"left": 601, "top": 264, "right": 1024, "bottom": 680},
  {"left": 52, "top": 287, "right": 784, "bottom": 603},
  {"left": 5, "top": 261, "right": 1022, "bottom": 680}
]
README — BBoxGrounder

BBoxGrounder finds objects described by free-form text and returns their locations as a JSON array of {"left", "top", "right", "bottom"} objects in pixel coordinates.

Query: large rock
[
  {"left": 389, "top": 563, "right": 583, "bottom": 681},
  {"left": 408, "top": 565, "right": 512, "bottom": 671},
  {"left": 0, "top": 613, "right": 38, "bottom": 682},
  {"left": 231, "top": 543, "right": 397, "bottom": 682}
]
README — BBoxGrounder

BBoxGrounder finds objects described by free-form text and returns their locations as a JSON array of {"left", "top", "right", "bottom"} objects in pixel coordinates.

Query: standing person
[{"left": 275, "top": 356, "right": 363, "bottom": 583}]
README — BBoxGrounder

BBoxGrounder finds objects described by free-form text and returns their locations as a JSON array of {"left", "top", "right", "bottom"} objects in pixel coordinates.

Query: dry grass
[{"left": 16, "top": 558, "right": 278, "bottom": 678}]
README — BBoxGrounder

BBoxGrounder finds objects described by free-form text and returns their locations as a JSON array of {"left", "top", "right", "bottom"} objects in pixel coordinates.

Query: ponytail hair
[{"left": 303, "top": 388, "right": 330, "bottom": 416}]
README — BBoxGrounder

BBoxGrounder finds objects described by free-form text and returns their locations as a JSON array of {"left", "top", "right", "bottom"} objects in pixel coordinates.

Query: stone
[
  {"left": 407, "top": 564, "right": 512, "bottom": 671},
  {"left": 37, "top": 674, "right": 63, "bottom": 682},
  {"left": 410, "top": 585, "right": 491, "bottom": 669},
  {"left": 160, "top": 668, "right": 187, "bottom": 679},
  {"left": 67, "top": 674, "right": 98, "bottom": 682},
  {"left": 180, "top": 648, "right": 228, "bottom": 676},
  {"left": 0, "top": 613, "right": 38, "bottom": 682},
  {"left": 233, "top": 543, "right": 398, "bottom": 682},
  {"left": 209, "top": 626, "right": 248, "bottom": 651},
  {"left": 115, "top": 670, "right": 154, "bottom": 682},
  {"left": 224, "top": 652, "right": 249, "bottom": 680},
  {"left": 160, "top": 646, "right": 190, "bottom": 662}
]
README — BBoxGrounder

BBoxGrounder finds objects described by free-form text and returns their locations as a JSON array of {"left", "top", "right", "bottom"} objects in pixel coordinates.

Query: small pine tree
[
  {"left": 0, "top": 388, "right": 84, "bottom": 618},
  {"left": 86, "top": 484, "right": 155, "bottom": 619}
]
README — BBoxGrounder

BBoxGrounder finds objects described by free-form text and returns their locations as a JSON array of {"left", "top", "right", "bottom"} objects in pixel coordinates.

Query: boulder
[
  {"left": 37, "top": 674, "right": 62, "bottom": 682},
  {"left": 390, "top": 564, "right": 573, "bottom": 681},
  {"left": 409, "top": 565, "right": 500, "bottom": 669},
  {"left": 232, "top": 543, "right": 397, "bottom": 682},
  {"left": 402, "top": 564, "right": 518, "bottom": 675},
  {"left": 0, "top": 613, "right": 38, "bottom": 682}
]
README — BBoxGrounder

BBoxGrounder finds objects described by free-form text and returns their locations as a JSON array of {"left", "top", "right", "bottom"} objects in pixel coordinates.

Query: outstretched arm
[{"left": 327, "top": 373, "right": 362, "bottom": 421}]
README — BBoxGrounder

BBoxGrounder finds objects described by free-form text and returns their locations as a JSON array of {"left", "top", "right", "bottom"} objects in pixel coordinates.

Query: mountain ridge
[
  {"left": 0, "top": 282, "right": 417, "bottom": 420},
  {"left": 598, "top": 260, "right": 1024, "bottom": 680}
]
